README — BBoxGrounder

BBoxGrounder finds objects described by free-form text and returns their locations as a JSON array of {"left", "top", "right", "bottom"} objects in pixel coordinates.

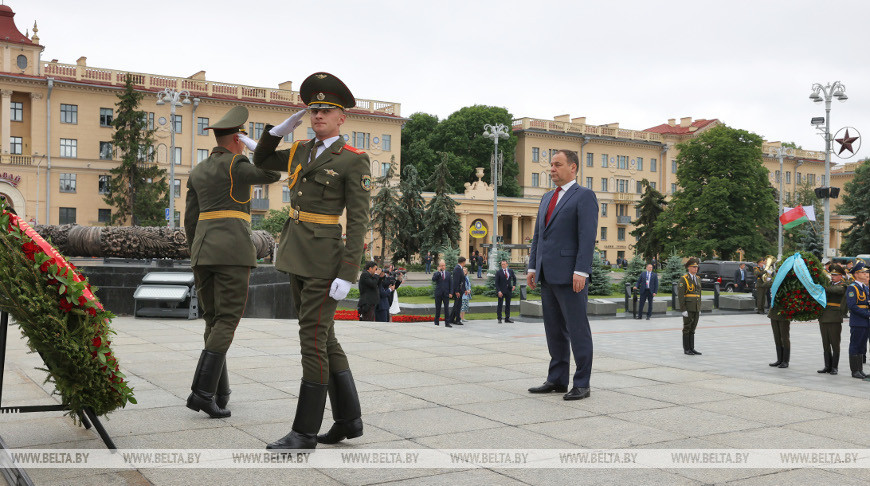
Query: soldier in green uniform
[
  {"left": 753, "top": 257, "right": 771, "bottom": 314},
  {"left": 817, "top": 264, "right": 848, "bottom": 375},
  {"left": 253, "top": 72, "right": 371, "bottom": 450},
  {"left": 767, "top": 293, "right": 792, "bottom": 369},
  {"left": 678, "top": 258, "right": 702, "bottom": 355},
  {"left": 184, "top": 106, "right": 281, "bottom": 418}
]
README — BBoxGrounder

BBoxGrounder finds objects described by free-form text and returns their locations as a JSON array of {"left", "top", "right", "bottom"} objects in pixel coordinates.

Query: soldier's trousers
[
  {"left": 819, "top": 322, "right": 841, "bottom": 356},
  {"left": 755, "top": 285, "right": 768, "bottom": 311},
  {"left": 290, "top": 273, "right": 350, "bottom": 384},
  {"left": 682, "top": 311, "right": 699, "bottom": 334},
  {"left": 770, "top": 319, "right": 791, "bottom": 349},
  {"left": 848, "top": 326, "right": 869, "bottom": 355},
  {"left": 194, "top": 265, "right": 251, "bottom": 354}
]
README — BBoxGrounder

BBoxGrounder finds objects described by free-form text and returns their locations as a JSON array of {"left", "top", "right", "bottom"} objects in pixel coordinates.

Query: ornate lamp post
[
  {"left": 769, "top": 146, "right": 794, "bottom": 259},
  {"left": 808, "top": 81, "right": 847, "bottom": 258},
  {"left": 156, "top": 88, "right": 191, "bottom": 228},
  {"left": 482, "top": 123, "right": 509, "bottom": 274}
]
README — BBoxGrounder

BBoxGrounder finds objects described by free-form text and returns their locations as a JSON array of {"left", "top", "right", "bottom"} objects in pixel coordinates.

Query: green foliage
[
  {"left": 253, "top": 206, "right": 290, "bottom": 237},
  {"left": 839, "top": 161, "right": 870, "bottom": 255},
  {"left": 397, "top": 284, "right": 436, "bottom": 298},
  {"left": 482, "top": 249, "right": 514, "bottom": 297},
  {"left": 588, "top": 252, "right": 612, "bottom": 296},
  {"left": 655, "top": 124, "right": 777, "bottom": 259},
  {"left": 420, "top": 157, "right": 462, "bottom": 253},
  {"left": 438, "top": 244, "right": 460, "bottom": 270},
  {"left": 347, "top": 287, "right": 360, "bottom": 299},
  {"left": 782, "top": 141, "right": 803, "bottom": 150},
  {"left": 390, "top": 165, "right": 426, "bottom": 264},
  {"left": 630, "top": 179, "right": 667, "bottom": 262},
  {"left": 370, "top": 158, "right": 400, "bottom": 263},
  {"left": 659, "top": 250, "right": 685, "bottom": 293},
  {"left": 800, "top": 223, "right": 823, "bottom": 260},
  {"left": 621, "top": 254, "right": 647, "bottom": 288},
  {"left": 104, "top": 74, "right": 168, "bottom": 226},
  {"left": 782, "top": 180, "right": 823, "bottom": 254}
]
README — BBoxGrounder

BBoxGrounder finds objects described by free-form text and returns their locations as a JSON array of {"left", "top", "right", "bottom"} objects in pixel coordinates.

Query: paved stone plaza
[{"left": 2, "top": 311, "right": 870, "bottom": 485}]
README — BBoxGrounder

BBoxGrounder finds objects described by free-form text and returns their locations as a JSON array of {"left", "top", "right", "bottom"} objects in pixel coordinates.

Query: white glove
[
  {"left": 329, "top": 278, "right": 352, "bottom": 301},
  {"left": 238, "top": 134, "right": 257, "bottom": 151},
  {"left": 269, "top": 109, "right": 308, "bottom": 137},
  {"left": 682, "top": 311, "right": 688, "bottom": 318}
]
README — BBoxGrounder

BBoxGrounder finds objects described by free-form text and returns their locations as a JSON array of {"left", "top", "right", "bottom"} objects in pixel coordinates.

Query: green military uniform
[
  {"left": 817, "top": 265, "right": 848, "bottom": 374},
  {"left": 677, "top": 258, "right": 702, "bottom": 355},
  {"left": 184, "top": 106, "right": 280, "bottom": 419},
  {"left": 753, "top": 262, "right": 770, "bottom": 314},
  {"left": 767, "top": 304, "right": 792, "bottom": 368}
]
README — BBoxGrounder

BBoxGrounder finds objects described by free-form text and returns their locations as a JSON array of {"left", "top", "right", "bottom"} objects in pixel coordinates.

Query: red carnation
[
  {"left": 59, "top": 298, "right": 73, "bottom": 313},
  {"left": 92, "top": 336, "right": 102, "bottom": 348},
  {"left": 39, "top": 260, "right": 52, "bottom": 272},
  {"left": 78, "top": 296, "right": 88, "bottom": 306},
  {"left": 87, "top": 307, "right": 97, "bottom": 317}
]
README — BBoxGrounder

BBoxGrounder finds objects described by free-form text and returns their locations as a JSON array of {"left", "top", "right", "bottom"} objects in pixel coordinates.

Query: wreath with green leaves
[
  {"left": 772, "top": 251, "right": 829, "bottom": 322},
  {"left": 0, "top": 202, "right": 135, "bottom": 419}
]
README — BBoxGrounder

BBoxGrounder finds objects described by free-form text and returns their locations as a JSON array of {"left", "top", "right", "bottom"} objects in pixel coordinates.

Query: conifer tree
[
  {"left": 420, "top": 154, "right": 462, "bottom": 254},
  {"left": 621, "top": 254, "right": 647, "bottom": 288},
  {"left": 659, "top": 250, "right": 685, "bottom": 294},
  {"left": 369, "top": 157, "right": 399, "bottom": 263},
  {"left": 630, "top": 179, "right": 667, "bottom": 262},
  {"left": 390, "top": 164, "right": 426, "bottom": 264},
  {"left": 588, "top": 251, "right": 613, "bottom": 296}
]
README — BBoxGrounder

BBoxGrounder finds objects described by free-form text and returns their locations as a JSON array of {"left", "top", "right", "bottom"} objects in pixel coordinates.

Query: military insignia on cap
[
  {"left": 316, "top": 92, "right": 325, "bottom": 101},
  {"left": 316, "top": 74, "right": 327, "bottom": 79},
  {"left": 361, "top": 174, "right": 372, "bottom": 192},
  {"left": 325, "top": 169, "right": 338, "bottom": 177}
]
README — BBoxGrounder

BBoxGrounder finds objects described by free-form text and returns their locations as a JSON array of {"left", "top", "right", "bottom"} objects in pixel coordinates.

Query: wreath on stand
[
  {"left": 0, "top": 201, "right": 135, "bottom": 419},
  {"left": 770, "top": 251, "right": 829, "bottom": 321}
]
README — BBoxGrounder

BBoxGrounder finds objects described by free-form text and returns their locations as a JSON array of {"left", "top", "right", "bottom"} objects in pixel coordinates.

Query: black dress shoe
[
  {"left": 498, "top": 319, "right": 502, "bottom": 323},
  {"left": 563, "top": 387, "right": 590, "bottom": 401},
  {"left": 528, "top": 382, "right": 567, "bottom": 393},
  {"left": 830, "top": 368, "right": 838, "bottom": 375},
  {"left": 504, "top": 318, "right": 514, "bottom": 323},
  {"left": 646, "top": 316, "right": 650, "bottom": 320},
  {"left": 445, "top": 323, "right": 453, "bottom": 328}
]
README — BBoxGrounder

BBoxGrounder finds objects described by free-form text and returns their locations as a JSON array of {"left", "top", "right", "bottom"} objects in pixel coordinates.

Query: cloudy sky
[{"left": 17, "top": 0, "right": 870, "bottom": 161}]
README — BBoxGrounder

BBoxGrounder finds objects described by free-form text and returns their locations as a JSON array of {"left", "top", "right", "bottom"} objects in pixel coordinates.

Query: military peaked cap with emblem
[
  {"left": 685, "top": 257, "right": 700, "bottom": 269},
  {"left": 300, "top": 72, "right": 356, "bottom": 110},
  {"left": 852, "top": 261, "right": 868, "bottom": 274},
  {"left": 206, "top": 106, "right": 249, "bottom": 137},
  {"left": 830, "top": 264, "right": 847, "bottom": 276}
]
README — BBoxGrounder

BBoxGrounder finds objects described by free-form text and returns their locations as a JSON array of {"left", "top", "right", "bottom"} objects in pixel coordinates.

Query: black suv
[{"left": 697, "top": 260, "right": 757, "bottom": 292}]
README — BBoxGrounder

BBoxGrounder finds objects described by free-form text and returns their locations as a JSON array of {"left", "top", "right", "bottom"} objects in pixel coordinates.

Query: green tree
[
  {"left": 630, "top": 179, "right": 667, "bottom": 262},
  {"left": 800, "top": 222, "right": 823, "bottom": 260},
  {"left": 588, "top": 251, "right": 612, "bottom": 296},
  {"left": 659, "top": 250, "right": 685, "bottom": 294},
  {"left": 782, "top": 180, "right": 823, "bottom": 254},
  {"left": 400, "top": 112, "right": 440, "bottom": 182},
  {"left": 483, "top": 248, "right": 514, "bottom": 297},
  {"left": 621, "top": 254, "right": 646, "bottom": 288},
  {"left": 253, "top": 206, "right": 290, "bottom": 237},
  {"left": 420, "top": 155, "right": 462, "bottom": 253},
  {"left": 782, "top": 141, "right": 803, "bottom": 150},
  {"left": 369, "top": 158, "right": 400, "bottom": 264},
  {"left": 839, "top": 161, "right": 870, "bottom": 255},
  {"left": 390, "top": 165, "right": 426, "bottom": 264},
  {"left": 655, "top": 124, "right": 777, "bottom": 259},
  {"left": 103, "top": 74, "right": 168, "bottom": 226}
]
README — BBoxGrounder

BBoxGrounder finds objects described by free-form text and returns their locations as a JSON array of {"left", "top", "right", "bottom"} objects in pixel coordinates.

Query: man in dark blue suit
[
  {"left": 431, "top": 259, "right": 452, "bottom": 327},
  {"left": 495, "top": 259, "right": 517, "bottom": 323},
  {"left": 449, "top": 257, "right": 468, "bottom": 325},
  {"left": 526, "top": 149, "right": 598, "bottom": 401},
  {"left": 633, "top": 263, "right": 658, "bottom": 320}
]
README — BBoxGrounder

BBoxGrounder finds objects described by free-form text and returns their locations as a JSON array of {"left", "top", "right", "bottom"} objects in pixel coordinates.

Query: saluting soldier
[
  {"left": 184, "top": 106, "right": 281, "bottom": 418},
  {"left": 846, "top": 262, "right": 870, "bottom": 379},
  {"left": 678, "top": 258, "right": 702, "bottom": 355},
  {"left": 817, "top": 264, "right": 848, "bottom": 375},
  {"left": 253, "top": 72, "right": 371, "bottom": 450}
]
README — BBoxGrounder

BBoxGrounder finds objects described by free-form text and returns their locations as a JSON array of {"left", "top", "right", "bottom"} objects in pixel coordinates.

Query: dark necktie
[
  {"left": 309, "top": 140, "right": 324, "bottom": 165},
  {"left": 545, "top": 187, "right": 562, "bottom": 225}
]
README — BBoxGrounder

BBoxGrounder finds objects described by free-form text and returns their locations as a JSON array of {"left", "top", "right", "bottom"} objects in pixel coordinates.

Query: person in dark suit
[
  {"left": 450, "top": 257, "right": 468, "bottom": 325},
  {"left": 431, "top": 259, "right": 452, "bottom": 327},
  {"left": 632, "top": 263, "right": 658, "bottom": 320},
  {"left": 495, "top": 259, "right": 517, "bottom": 323},
  {"left": 357, "top": 262, "right": 379, "bottom": 321},
  {"left": 734, "top": 263, "right": 748, "bottom": 292},
  {"left": 526, "top": 149, "right": 598, "bottom": 401},
  {"left": 375, "top": 274, "right": 393, "bottom": 322}
]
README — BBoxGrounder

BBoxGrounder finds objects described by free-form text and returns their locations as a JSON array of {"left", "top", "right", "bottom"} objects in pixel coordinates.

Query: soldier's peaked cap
[
  {"left": 300, "top": 72, "right": 355, "bottom": 110},
  {"left": 685, "top": 257, "right": 700, "bottom": 268},
  {"left": 851, "top": 261, "right": 868, "bottom": 274},
  {"left": 829, "top": 264, "right": 847, "bottom": 276},
  {"left": 206, "top": 106, "right": 249, "bottom": 137}
]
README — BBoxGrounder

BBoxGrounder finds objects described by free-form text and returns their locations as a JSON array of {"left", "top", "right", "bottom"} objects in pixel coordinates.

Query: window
[
  {"left": 98, "top": 175, "right": 111, "bottom": 195},
  {"left": 617, "top": 227, "right": 626, "bottom": 241},
  {"left": 307, "top": 127, "right": 316, "bottom": 139},
  {"left": 147, "top": 112, "right": 155, "bottom": 130},
  {"left": 194, "top": 117, "right": 208, "bottom": 136},
  {"left": 382, "top": 134, "right": 391, "bottom": 151},
  {"left": 353, "top": 132, "right": 370, "bottom": 149},
  {"left": 601, "top": 178, "right": 608, "bottom": 192},
  {"left": 636, "top": 157, "right": 643, "bottom": 171},
  {"left": 617, "top": 179, "right": 628, "bottom": 193},
  {"left": 60, "top": 104, "right": 77, "bottom": 124},
  {"left": 586, "top": 177, "right": 593, "bottom": 189},
  {"left": 59, "top": 173, "right": 76, "bottom": 193},
  {"left": 785, "top": 171, "right": 791, "bottom": 184},
  {"left": 601, "top": 203, "right": 608, "bottom": 216},
  {"left": 60, "top": 138, "right": 77, "bottom": 158},
  {"left": 59, "top": 207, "right": 76, "bottom": 225},
  {"left": 601, "top": 154, "right": 609, "bottom": 168},
  {"left": 651, "top": 158, "right": 657, "bottom": 172},
  {"left": 254, "top": 123, "right": 264, "bottom": 140},
  {"left": 808, "top": 173, "right": 816, "bottom": 185},
  {"left": 173, "top": 179, "right": 181, "bottom": 198},
  {"left": 650, "top": 182, "right": 656, "bottom": 190},
  {"left": 671, "top": 183, "right": 678, "bottom": 194},
  {"left": 197, "top": 149, "right": 209, "bottom": 163},
  {"left": 636, "top": 207, "right": 641, "bottom": 218},
  {"left": 775, "top": 170, "right": 781, "bottom": 183},
  {"left": 98, "top": 209, "right": 111, "bottom": 223},
  {"left": 172, "top": 114, "right": 183, "bottom": 133},
  {"left": 617, "top": 204, "right": 628, "bottom": 216},
  {"left": 820, "top": 175, "right": 826, "bottom": 186},
  {"left": 251, "top": 214, "right": 264, "bottom": 226},
  {"left": 636, "top": 181, "right": 643, "bottom": 193},
  {"left": 99, "top": 142, "right": 113, "bottom": 160},
  {"left": 531, "top": 173, "right": 539, "bottom": 187},
  {"left": 283, "top": 132, "right": 293, "bottom": 143},
  {"left": 549, "top": 149, "right": 559, "bottom": 161},
  {"left": 381, "top": 162, "right": 391, "bottom": 177},
  {"left": 586, "top": 153, "right": 593, "bottom": 167},
  {"left": 796, "top": 172, "right": 802, "bottom": 184},
  {"left": 617, "top": 155, "right": 628, "bottom": 169},
  {"left": 100, "top": 108, "right": 113, "bottom": 127},
  {"left": 10, "top": 136, "right": 22, "bottom": 155},
  {"left": 173, "top": 147, "right": 182, "bottom": 165},
  {"left": 282, "top": 186, "right": 291, "bottom": 203},
  {"left": 672, "top": 160, "right": 677, "bottom": 173},
  {"left": 10, "top": 102, "right": 23, "bottom": 122},
  {"left": 600, "top": 227, "right": 607, "bottom": 240},
  {"left": 532, "top": 147, "right": 539, "bottom": 162}
]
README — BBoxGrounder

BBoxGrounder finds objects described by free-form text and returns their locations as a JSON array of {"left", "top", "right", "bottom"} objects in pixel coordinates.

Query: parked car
[{"left": 697, "top": 260, "right": 757, "bottom": 292}]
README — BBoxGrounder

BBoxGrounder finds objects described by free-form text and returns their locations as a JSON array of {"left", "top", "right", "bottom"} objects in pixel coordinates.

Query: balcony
[
  {"left": 616, "top": 216, "right": 631, "bottom": 225},
  {"left": 251, "top": 198, "right": 269, "bottom": 211},
  {"left": 0, "top": 155, "right": 33, "bottom": 166},
  {"left": 512, "top": 117, "right": 664, "bottom": 143}
]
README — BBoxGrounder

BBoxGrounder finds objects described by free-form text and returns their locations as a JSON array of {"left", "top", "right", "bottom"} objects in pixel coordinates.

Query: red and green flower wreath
[
  {"left": 772, "top": 251, "right": 829, "bottom": 322},
  {"left": 0, "top": 202, "right": 135, "bottom": 419}
]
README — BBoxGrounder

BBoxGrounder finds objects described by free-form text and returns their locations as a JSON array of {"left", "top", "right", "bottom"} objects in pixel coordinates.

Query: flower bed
[
  {"left": 333, "top": 310, "right": 436, "bottom": 323},
  {"left": 0, "top": 202, "right": 135, "bottom": 419}
]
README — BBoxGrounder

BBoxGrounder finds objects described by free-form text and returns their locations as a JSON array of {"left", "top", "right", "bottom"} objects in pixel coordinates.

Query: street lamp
[
  {"left": 156, "top": 88, "right": 191, "bottom": 228},
  {"left": 808, "top": 81, "right": 847, "bottom": 258},
  {"left": 482, "top": 123, "right": 509, "bottom": 274},
  {"left": 769, "top": 146, "right": 794, "bottom": 259}
]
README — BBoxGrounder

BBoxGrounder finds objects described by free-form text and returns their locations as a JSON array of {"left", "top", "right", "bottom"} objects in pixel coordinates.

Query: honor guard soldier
[
  {"left": 818, "top": 264, "right": 848, "bottom": 375},
  {"left": 754, "top": 257, "right": 773, "bottom": 314},
  {"left": 678, "top": 258, "right": 702, "bottom": 355},
  {"left": 253, "top": 72, "right": 371, "bottom": 449},
  {"left": 846, "top": 262, "right": 870, "bottom": 379},
  {"left": 184, "top": 106, "right": 281, "bottom": 418},
  {"left": 767, "top": 291, "right": 792, "bottom": 369}
]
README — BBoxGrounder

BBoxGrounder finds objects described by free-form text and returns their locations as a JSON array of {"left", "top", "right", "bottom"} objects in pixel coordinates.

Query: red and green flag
[{"left": 780, "top": 206, "right": 809, "bottom": 230}]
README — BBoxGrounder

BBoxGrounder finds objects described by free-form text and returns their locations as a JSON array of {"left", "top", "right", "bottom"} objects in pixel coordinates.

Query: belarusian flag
[{"left": 780, "top": 206, "right": 809, "bottom": 229}]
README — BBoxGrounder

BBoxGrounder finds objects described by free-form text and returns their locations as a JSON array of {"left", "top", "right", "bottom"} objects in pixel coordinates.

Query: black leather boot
[
  {"left": 683, "top": 334, "right": 692, "bottom": 355},
  {"left": 267, "top": 380, "right": 328, "bottom": 450},
  {"left": 216, "top": 360, "right": 231, "bottom": 409},
  {"left": 850, "top": 355, "right": 867, "bottom": 379},
  {"left": 777, "top": 347, "right": 789, "bottom": 368},
  {"left": 317, "top": 369, "right": 364, "bottom": 444},
  {"left": 831, "top": 350, "right": 840, "bottom": 375},
  {"left": 689, "top": 334, "right": 702, "bottom": 355},
  {"left": 817, "top": 351, "right": 832, "bottom": 374},
  {"left": 187, "top": 350, "right": 231, "bottom": 418},
  {"left": 769, "top": 346, "right": 783, "bottom": 367}
]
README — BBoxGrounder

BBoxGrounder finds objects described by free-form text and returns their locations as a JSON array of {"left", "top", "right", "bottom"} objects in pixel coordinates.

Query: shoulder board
[{"left": 343, "top": 144, "right": 365, "bottom": 155}]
